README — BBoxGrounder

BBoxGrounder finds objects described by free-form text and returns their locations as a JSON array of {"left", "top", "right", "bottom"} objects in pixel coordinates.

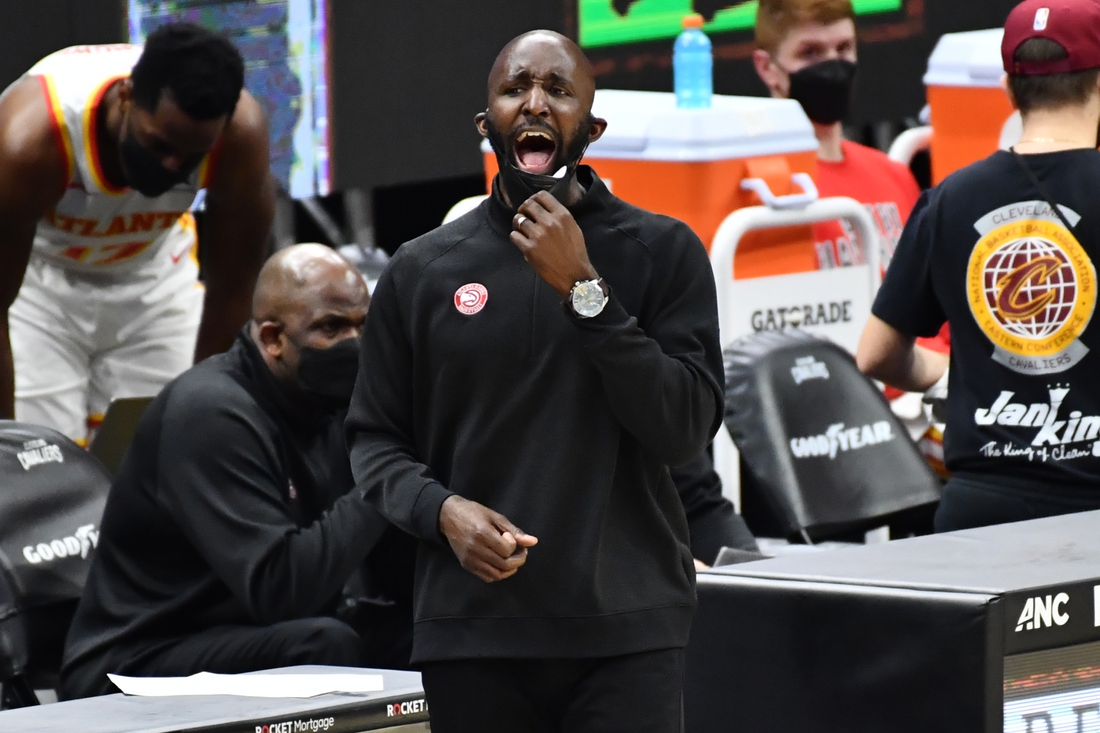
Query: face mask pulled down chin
[
  {"left": 295, "top": 336, "right": 361, "bottom": 410},
  {"left": 119, "top": 125, "right": 200, "bottom": 198},
  {"left": 785, "top": 59, "right": 857, "bottom": 125},
  {"left": 485, "top": 115, "right": 592, "bottom": 209}
]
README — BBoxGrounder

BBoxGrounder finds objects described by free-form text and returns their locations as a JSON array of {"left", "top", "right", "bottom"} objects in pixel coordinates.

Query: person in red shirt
[
  {"left": 813, "top": 143, "right": 920, "bottom": 270},
  {"left": 752, "top": 0, "right": 922, "bottom": 272},
  {"left": 752, "top": 0, "right": 948, "bottom": 474}
]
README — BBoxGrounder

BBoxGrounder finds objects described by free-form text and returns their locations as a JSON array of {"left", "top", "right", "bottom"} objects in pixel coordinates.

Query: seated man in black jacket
[{"left": 59, "top": 244, "right": 412, "bottom": 699}]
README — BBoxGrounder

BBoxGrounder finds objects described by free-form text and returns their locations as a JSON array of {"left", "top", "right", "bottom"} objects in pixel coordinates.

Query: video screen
[
  {"left": 128, "top": 0, "right": 331, "bottom": 199},
  {"left": 579, "top": 0, "right": 905, "bottom": 48},
  {"left": 1004, "top": 639, "right": 1100, "bottom": 732}
]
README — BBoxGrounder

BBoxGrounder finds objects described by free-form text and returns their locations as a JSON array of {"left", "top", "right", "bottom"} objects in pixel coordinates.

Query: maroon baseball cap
[{"left": 1002, "top": 0, "right": 1100, "bottom": 75}]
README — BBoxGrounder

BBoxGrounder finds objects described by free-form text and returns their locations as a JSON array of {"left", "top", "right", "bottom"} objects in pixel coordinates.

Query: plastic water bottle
[{"left": 673, "top": 14, "right": 712, "bottom": 109}]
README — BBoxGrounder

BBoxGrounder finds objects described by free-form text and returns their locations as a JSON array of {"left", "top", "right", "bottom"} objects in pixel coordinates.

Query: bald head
[
  {"left": 249, "top": 243, "right": 370, "bottom": 396},
  {"left": 252, "top": 243, "right": 367, "bottom": 324},
  {"left": 488, "top": 31, "right": 595, "bottom": 107},
  {"left": 477, "top": 30, "right": 606, "bottom": 198}
]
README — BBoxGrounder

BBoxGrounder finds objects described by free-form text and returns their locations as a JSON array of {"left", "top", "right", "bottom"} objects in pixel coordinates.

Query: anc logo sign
[{"left": 968, "top": 204, "right": 1096, "bottom": 375}]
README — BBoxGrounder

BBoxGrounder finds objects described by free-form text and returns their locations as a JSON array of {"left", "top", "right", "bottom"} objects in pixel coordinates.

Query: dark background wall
[
  {"left": 327, "top": 0, "right": 1021, "bottom": 247},
  {"left": 0, "top": 0, "right": 1024, "bottom": 248},
  {"left": 329, "top": 0, "right": 1023, "bottom": 191},
  {"left": 329, "top": 0, "right": 567, "bottom": 191},
  {"left": 0, "top": 0, "right": 125, "bottom": 93},
  {"left": 577, "top": 0, "right": 1022, "bottom": 126}
]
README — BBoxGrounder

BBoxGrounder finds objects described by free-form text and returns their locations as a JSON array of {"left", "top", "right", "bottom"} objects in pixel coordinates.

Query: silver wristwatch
[{"left": 566, "top": 278, "right": 610, "bottom": 319}]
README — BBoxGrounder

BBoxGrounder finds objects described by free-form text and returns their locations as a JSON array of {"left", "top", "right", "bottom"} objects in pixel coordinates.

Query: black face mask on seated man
[
  {"left": 294, "top": 336, "right": 362, "bottom": 410},
  {"left": 484, "top": 112, "right": 594, "bottom": 208},
  {"left": 119, "top": 123, "right": 204, "bottom": 198}
]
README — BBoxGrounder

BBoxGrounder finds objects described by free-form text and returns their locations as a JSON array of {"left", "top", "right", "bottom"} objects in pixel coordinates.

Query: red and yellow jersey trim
[
  {"left": 77, "top": 412, "right": 107, "bottom": 448},
  {"left": 178, "top": 211, "right": 201, "bottom": 266},
  {"left": 37, "top": 75, "right": 76, "bottom": 192},
  {"left": 197, "top": 137, "right": 224, "bottom": 189},
  {"left": 82, "top": 75, "right": 128, "bottom": 196}
]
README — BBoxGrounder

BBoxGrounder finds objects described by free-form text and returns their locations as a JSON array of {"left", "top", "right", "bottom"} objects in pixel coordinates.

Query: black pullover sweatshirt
[
  {"left": 60, "top": 332, "right": 390, "bottom": 697},
  {"left": 346, "top": 168, "right": 724, "bottom": 663},
  {"left": 674, "top": 451, "right": 759, "bottom": 562}
]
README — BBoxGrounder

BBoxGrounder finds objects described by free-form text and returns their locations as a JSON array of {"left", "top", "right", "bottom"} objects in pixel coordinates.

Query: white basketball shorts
[{"left": 10, "top": 253, "right": 204, "bottom": 444}]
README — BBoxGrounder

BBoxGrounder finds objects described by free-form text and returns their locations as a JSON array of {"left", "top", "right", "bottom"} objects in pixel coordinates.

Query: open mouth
[{"left": 512, "top": 129, "right": 559, "bottom": 175}]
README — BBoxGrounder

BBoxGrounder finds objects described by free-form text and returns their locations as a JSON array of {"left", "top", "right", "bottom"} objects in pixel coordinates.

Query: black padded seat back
[
  {"left": 0, "top": 568, "right": 26, "bottom": 681},
  {"left": 0, "top": 421, "right": 111, "bottom": 686},
  {"left": 724, "top": 330, "right": 941, "bottom": 541}
]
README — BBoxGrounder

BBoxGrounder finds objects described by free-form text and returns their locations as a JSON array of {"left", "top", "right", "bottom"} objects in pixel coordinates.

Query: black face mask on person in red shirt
[{"left": 785, "top": 59, "right": 858, "bottom": 125}]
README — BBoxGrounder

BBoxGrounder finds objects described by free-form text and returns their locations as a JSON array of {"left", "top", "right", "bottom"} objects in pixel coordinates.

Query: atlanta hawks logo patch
[
  {"left": 454, "top": 283, "right": 488, "bottom": 315},
  {"left": 968, "top": 201, "right": 1096, "bottom": 375}
]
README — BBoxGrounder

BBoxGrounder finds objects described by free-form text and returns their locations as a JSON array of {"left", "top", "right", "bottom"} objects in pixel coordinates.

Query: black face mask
[
  {"left": 294, "top": 336, "right": 361, "bottom": 410},
  {"left": 119, "top": 118, "right": 202, "bottom": 198},
  {"left": 484, "top": 113, "right": 593, "bottom": 209},
  {"left": 786, "top": 59, "right": 857, "bottom": 125}
]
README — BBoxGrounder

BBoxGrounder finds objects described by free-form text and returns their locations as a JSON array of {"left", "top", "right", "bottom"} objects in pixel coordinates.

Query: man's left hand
[{"left": 511, "top": 191, "right": 598, "bottom": 298}]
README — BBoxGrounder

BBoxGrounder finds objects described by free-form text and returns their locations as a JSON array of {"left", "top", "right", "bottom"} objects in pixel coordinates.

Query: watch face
[{"left": 571, "top": 280, "right": 606, "bottom": 318}]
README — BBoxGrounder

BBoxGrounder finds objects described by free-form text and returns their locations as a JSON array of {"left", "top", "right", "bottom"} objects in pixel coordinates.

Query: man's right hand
[{"left": 438, "top": 495, "right": 538, "bottom": 583}]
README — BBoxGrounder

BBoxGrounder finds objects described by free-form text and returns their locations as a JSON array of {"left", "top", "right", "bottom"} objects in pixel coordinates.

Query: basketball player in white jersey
[{"left": 0, "top": 22, "right": 275, "bottom": 442}]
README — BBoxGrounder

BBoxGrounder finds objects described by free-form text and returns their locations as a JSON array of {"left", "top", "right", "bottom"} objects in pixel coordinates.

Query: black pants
[
  {"left": 60, "top": 601, "right": 413, "bottom": 700},
  {"left": 934, "top": 476, "right": 1100, "bottom": 532},
  {"left": 421, "top": 649, "right": 685, "bottom": 733},
  {"left": 60, "top": 617, "right": 363, "bottom": 699}
]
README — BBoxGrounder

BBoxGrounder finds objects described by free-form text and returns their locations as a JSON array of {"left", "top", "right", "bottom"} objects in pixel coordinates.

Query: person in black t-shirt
[{"left": 857, "top": 0, "right": 1100, "bottom": 532}]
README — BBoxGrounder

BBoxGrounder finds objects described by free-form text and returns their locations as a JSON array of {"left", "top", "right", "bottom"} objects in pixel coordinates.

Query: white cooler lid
[
  {"left": 924, "top": 28, "right": 1005, "bottom": 89},
  {"left": 480, "top": 89, "right": 817, "bottom": 162}
]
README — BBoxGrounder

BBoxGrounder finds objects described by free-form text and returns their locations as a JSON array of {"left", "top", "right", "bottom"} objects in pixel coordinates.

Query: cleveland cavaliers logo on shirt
[
  {"left": 454, "top": 283, "right": 488, "bottom": 315},
  {"left": 968, "top": 201, "right": 1096, "bottom": 375}
]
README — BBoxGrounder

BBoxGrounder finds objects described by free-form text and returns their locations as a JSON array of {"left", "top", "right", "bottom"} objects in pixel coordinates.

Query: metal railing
[{"left": 709, "top": 196, "right": 881, "bottom": 510}]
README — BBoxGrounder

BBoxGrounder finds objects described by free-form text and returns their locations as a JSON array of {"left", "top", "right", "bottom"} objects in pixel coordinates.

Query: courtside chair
[
  {"left": 0, "top": 422, "right": 112, "bottom": 706},
  {"left": 723, "top": 330, "right": 942, "bottom": 543}
]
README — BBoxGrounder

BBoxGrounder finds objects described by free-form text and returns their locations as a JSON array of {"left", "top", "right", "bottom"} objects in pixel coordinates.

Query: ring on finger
[{"left": 515, "top": 214, "right": 528, "bottom": 229}]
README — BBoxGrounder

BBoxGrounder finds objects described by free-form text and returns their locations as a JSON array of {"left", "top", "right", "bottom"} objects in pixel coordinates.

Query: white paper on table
[{"left": 107, "top": 671, "right": 384, "bottom": 698}]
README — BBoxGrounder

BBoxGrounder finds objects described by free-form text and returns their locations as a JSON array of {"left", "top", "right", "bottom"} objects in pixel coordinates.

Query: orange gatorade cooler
[
  {"left": 483, "top": 89, "right": 821, "bottom": 278},
  {"left": 924, "top": 29, "right": 1015, "bottom": 184}
]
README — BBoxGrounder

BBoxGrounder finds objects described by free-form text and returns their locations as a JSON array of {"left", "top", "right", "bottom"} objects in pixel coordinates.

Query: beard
[{"left": 484, "top": 111, "right": 595, "bottom": 208}]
